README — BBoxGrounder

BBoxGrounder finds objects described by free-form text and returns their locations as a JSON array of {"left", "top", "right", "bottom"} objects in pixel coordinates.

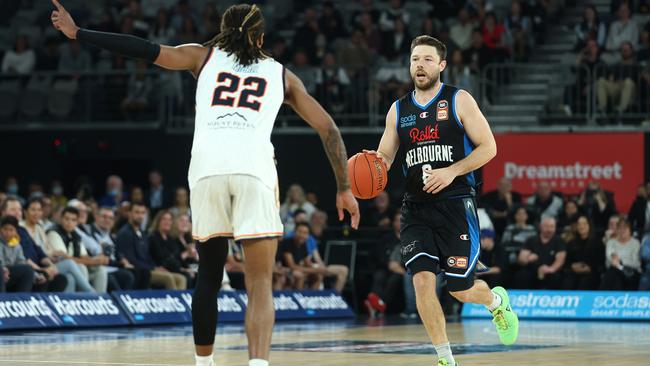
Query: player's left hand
[{"left": 422, "top": 166, "right": 457, "bottom": 194}]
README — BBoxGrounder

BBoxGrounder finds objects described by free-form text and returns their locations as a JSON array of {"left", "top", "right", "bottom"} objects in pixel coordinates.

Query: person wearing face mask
[
  {"left": 4, "top": 177, "right": 25, "bottom": 205},
  {"left": 50, "top": 180, "right": 68, "bottom": 209},
  {"left": 99, "top": 175, "right": 126, "bottom": 208},
  {"left": 0, "top": 216, "right": 36, "bottom": 293}
]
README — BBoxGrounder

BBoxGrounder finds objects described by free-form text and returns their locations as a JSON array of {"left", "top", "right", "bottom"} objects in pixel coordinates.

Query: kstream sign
[
  {"left": 482, "top": 133, "right": 644, "bottom": 210},
  {"left": 461, "top": 291, "right": 650, "bottom": 320}
]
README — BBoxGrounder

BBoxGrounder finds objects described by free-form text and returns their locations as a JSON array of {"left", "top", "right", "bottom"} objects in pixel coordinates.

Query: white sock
[
  {"left": 249, "top": 359, "right": 269, "bottom": 366},
  {"left": 434, "top": 342, "right": 455, "bottom": 365},
  {"left": 195, "top": 354, "right": 213, "bottom": 366},
  {"left": 487, "top": 292, "right": 502, "bottom": 312}
]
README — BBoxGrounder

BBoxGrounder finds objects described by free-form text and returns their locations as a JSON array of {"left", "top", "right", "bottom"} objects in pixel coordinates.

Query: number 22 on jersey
[{"left": 211, "top": 72, "right": 267, "bottom": 111}]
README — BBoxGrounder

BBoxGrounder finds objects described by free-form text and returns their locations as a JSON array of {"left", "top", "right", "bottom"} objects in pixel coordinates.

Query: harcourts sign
[
  {"left": 180, "top": 291, "right": 245, "bottom": 322},
  {"left": 462, "top": 291, "right": 650, "bottom": 320},
  {"left": 112, "top": 290, "right": 191, "bottom": 324},
  {"left": 0, "top": 294, "right": 61, "bottom": 329},
  {"left": 236, "top": 290, "right": 353, "bottom": 320},
  {"left": 44, "top": 293, "right": 129, "bottom": 327}
]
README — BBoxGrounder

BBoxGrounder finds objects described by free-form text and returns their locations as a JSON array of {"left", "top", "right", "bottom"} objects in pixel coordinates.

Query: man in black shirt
[
  {"left": 481, "top": 177, "right": 521, "bottom": 237},
  {"left": 514, "top": 217, "right": 566, "bottom": 289},
  {"left": 279, "top": 222, "right": 324, "bottom": 290},
  {"left": 476, "top": 229, "right": 507, "bottom": 288}
]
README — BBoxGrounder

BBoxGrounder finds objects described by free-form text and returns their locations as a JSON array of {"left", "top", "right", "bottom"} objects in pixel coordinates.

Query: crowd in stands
[
  {"left": 566, "top": 1, "right": 650, "bottom": 120},
  {"left": 1, "top": 0, "right": 566, "bottom": 122}
]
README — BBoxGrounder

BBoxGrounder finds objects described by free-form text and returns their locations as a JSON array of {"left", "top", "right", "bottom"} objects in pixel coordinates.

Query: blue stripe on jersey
[
  {"left": 463, "top": 134, "right": 476, "bottom": 187},
  {"left": 410, "top": 83, "right": 445, "bottom": 110},
  {"left": 445, "top": 198, "right": 480, "bottom": 278},
  {"left": 395, "top": 100, "right": 400, "bottom": 133},
  {"left": 452, "top": 89, "right": 463, "bottom": 129}
]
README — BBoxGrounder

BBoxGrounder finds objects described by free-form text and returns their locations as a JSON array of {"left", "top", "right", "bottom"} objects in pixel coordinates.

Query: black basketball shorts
[{"left": 400, "top": 196, "right": 480, "bottom": 292}]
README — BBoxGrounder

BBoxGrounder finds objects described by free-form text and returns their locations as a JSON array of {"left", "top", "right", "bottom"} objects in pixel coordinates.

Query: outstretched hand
[
  {"left": 51, "top": 0, "right": 79, "bottom": 39},
  {"left": 336, "top": 190, "right": 360, "bottom": 229}
]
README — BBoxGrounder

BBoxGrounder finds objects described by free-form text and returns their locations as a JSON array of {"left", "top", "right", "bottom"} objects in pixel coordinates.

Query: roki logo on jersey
[
  {"left": 409, "top": 124, "right": 440, "bottom": 143},
  {"left": 437, "top": 100, "right": 448, "bottom": 121},
  {"left": 447, "top": 256, "right": 468, "bottom": 269},
  {"left": 419, "top": 111, "right": 429, "bottom": 119}
]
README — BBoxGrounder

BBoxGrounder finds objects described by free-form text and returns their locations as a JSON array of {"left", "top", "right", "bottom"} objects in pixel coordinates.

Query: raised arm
[
  {"left": 51, "top": 0, "right": 207, "bottom": 76},
  {"left": 284, "top": 68, "right": 359, "bottom": 228}
]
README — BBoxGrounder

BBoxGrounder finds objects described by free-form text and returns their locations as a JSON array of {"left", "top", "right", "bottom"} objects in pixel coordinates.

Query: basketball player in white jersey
[{"left": 51, "top": 2, "right": 360, "bottom": 366}]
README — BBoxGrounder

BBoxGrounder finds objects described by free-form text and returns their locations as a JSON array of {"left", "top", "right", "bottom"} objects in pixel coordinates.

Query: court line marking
[{"left": 0, "top": 360, "right": 190, "bottom": 366}]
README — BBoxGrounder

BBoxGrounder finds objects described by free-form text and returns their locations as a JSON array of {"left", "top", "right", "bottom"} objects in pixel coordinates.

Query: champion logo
[
  {"left": 419, "top": 111, "right": 429, "bottom": 119},
  {"left": 459, "top": 234, "right": 470, "bottom": 241}
]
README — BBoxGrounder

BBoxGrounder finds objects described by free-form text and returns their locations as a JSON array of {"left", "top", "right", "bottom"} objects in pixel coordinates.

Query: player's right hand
[
  {"left": 51, "top": 0, "right": 79, "bottom": 39},
  {"left": 336, "top": 190, "right": 360, "bottom": 230},
  {"left": 362, "top": 149, "right": 388, "bottom": 166}
]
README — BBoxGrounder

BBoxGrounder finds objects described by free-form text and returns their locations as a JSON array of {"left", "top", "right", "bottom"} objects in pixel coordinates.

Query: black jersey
[{"left": 395, "top": 83, "right": 476, "bottom": 202}]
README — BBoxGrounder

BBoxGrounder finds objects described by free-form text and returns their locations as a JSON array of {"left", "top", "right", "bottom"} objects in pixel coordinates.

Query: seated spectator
[
  {"left": 501, "top": 206, "right": 537, "bottom": 250},
  {"left": 176, "top": 17, "right": 199, "bottom": 44},
  {"left": 562, "top": 215, "right": 605, "bottom": 290},
  {"left": 280, "top": 223, "right": 348, "bottom": 292},
  {"left": 46, "top": 206, "right": 109, "bottom": 292},
  {"left": 225, "top": 239, "right": 245, "bottom": 290},
  {"left": 99, "top": 175, "right": 126, "bottom": 208},
  {"left": 357, "top": 11, "right": 382, "bottom": 53},
  {"left": 148, "top": 210, "right": 194, "bottom": 288},
  {"left": 149, "top": 8, "right": 176, "bottom": 45},
  {"left": 365, "top": 212, "right": 407, "bottom": 316},
  {"left": 289, "top": 50, "right": 320, "bottom": 94},
  {"left": 0, "top": 216, "right": 35, "bottom": 292},
  {"left": 463, "top": 30, "right": 495, "bottom": 75},
  {"left": 1, "top": 35, "right": 36, "bottom": 75},
  {"left": 565, "top": 38, "right": 603, "bottom": 115},
  {"left": 4, "top": 177, "right": 24, "bottom": 205},
  {"left": 116, "top": 202, "right": 185, "bottom": 290},
  {"left": 380, "top": 18, "right": 411, "bottom": 61},
  {"left": 50, "top": 180, "right": 68, "bottom": 211},
  {"left": 91, "top": 207, "right": 137, "bottom": 291},
  {"left": 639, "top": 235, "right": 650, "bottom": 290},
  {"left": 18, "top": 198, "right": 68, "bottom": 292},
  {"left": 605, "top": 3, "right": 639, "bottom": 53},
  {"left": 526, "top": 181, "right": 563, "bottom": 220},
  {"left": 596, "top": 42, "right": 638, "bottom": 116},
  {"left": 639, "top": 25, "right": 650, "bottom": 61},
  {"left": 465, "top": 0, "right": 494, "bottom": 20},
  {"left": 603, "top": 214, "right": 621, "bottom": 244},
  {"left": 504, "top": 0, "right": 532, "bottom": 61},
  {"left": 578, "top": 181, "right": 617, "bottom": 235},
  {"left": 481, "top": 177, "right": 521, "bottom": 237},
  {"left": 476, "top": 229, "right": 506, "bottom": 288},
  {"left": 319, "top": 1, "right": 347, "bottom": 42},
  {"left": 197, "top": 3, "right": 220, "bottom": 42},
  {"left": 40, "top": 196, "right": 56, "bottom": 231},
  {"left": 58, "top": 39, "right": 92, "bottom": 73},
  {"left": 482, "top": 12, "right": 511, "bottom": 55},
  {"left": 574, "top": 5, "right": 606, "bottom": 51},
  {"left": 336, "top": 29, "right": 372, "bottom": 78},
  {"left": 600, "top": 218, "right": 642, "bottom": 290},
  {"left": 629, "top": 183, "right": 649, "bottom": 238},
  {"left": 558, "top": 199, "right": 581, "bottom": 234},
  {"left": 513, "top": 217, "right": 566, "bottom": 289},
  {"left": 146, "top": 170, "right": 170, "bottom": 215},
  {"left": 450, "top": 8, "right": 474, "bottom": 51},
  {"left": 121, "top": 60, "right": 153, "bottom": 119},
  {"left": 280, "top": 184, "right": 316, "bottom": 233},
  {"left": 293, "top": 8, "right": 321, "bottom": 65},
  {"left": 362, "top": 191, "right": 394, "bottom": 228},
  {"left": 68, "top": 200, "right": 103, "bottom": 256},
  {"left": 170, "top": 187, "right": 190, "bottom": 218},
  {"left": 442, "top": 49, "right": 475, "bottom": 94},
  {"left": 379, "top": 0, "right": 410, "bottom": 32},
  {"left": 316, "top": 52, "right": 350, "bottom": 114}
]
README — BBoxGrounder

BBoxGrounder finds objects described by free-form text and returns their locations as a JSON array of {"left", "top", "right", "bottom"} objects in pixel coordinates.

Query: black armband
[{"left": 76, "top": 28, "right": 161, "bottom": 63}]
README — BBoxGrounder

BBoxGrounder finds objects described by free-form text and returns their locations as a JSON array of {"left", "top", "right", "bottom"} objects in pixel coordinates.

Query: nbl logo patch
[
  {"left": 447, "top": 256, "right": 468, "bottom": 269},
  {"left": 436, "top": 100, "right": 448, "bottom": 121}
]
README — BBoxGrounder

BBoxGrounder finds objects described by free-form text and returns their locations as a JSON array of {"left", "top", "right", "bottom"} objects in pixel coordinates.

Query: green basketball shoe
[
  {"left": 491, "top": 286, "right": 519, "bottom": 346},
  {"left": 437, "top": 359, "right": 459, "bottom": 366}
]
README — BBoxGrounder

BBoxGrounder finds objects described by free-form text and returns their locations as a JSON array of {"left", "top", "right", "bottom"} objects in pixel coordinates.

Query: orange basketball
[{"left": 348, "top": 152, "right": 388, "bottom": 199}]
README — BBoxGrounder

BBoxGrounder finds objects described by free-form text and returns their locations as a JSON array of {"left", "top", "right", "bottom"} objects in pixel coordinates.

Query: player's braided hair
[{"left": 203, "top": 4, "right": 270, "bottom": 66}]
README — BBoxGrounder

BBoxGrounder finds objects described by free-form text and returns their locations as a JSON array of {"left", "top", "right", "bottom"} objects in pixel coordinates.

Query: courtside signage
[
  {"left": 112, "top": 290, "right": 191, "bottom": 324},
  {"left": 462, "top": 291, "right": 650, "bottom": 320},
  {"left": 44, "top": 293, "right": 129, "bottom": 327},
  {"left": 0, "top": 293, "right": 61, "bottom": 329},
  {"left": 235, "top": 290, "right": 354, "bottom": 320},
  {"left": 482, "top": 133, "right": 644, "bottom": 210}
]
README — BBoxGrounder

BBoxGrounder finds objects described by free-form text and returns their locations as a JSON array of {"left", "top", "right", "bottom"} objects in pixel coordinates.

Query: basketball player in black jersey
[{"left": 365, "top": 36, "right": 518, "bottom": 366}]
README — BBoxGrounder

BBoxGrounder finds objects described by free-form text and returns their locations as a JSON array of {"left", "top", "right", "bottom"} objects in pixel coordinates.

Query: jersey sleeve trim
[
  {"left": 196, "top": 47, "right": 214, "bottom": 79},
  {"left": 282, "top": 65, "right": 287, "bottom": 97},
  {"left": 395, "top": 99, "right": 400, "bottom": 133},
  {"left": 452, "top": 88, "right": 463, "bottom": 129}
]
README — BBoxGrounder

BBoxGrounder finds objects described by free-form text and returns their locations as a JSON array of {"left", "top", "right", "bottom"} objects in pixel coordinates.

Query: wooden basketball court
[{"left": 0, "top": 318, "right": 648, "bottom": 365}]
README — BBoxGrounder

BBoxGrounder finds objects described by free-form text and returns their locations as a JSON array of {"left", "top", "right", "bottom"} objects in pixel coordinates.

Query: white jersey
[{"left": 188, "top": 47, "right": 285, "bottom": 190}]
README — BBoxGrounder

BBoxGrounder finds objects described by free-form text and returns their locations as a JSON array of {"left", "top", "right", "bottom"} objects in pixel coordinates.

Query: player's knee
[
  {"left": 449, "top": 289, "right": 472, "bottom": 303},
  {"left": 412, "top": 271, "right": 435, "bottom": 294}
]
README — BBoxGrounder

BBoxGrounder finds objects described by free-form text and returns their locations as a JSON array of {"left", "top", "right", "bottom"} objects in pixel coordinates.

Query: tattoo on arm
[{"left": 321, "top": 124, "right": 350, "bottom": 191}]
